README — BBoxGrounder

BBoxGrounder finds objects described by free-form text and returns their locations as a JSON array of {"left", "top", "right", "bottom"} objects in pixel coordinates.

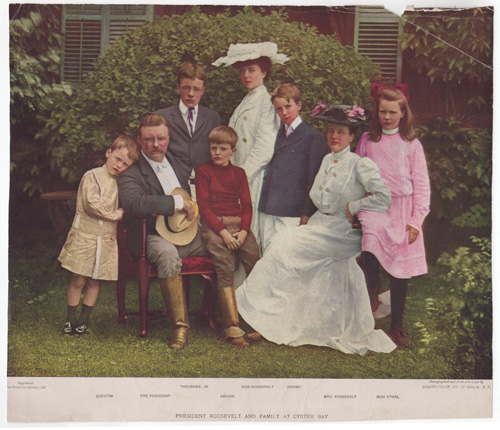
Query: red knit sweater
[{"left": 195, "top": 162, "right": 253, "bottom": 234}]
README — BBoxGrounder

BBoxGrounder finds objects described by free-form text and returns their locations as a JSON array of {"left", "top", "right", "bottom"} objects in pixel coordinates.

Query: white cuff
[
  {"left": 173, "top": 194, "right": 184, "bottom": 211},
  {"left": 348, "top": 200, "right": 360, "bottom": 216}
]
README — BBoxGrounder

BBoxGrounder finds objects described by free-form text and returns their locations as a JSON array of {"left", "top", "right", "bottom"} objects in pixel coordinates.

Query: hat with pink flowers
[{"left": 310, "top": 103, "right": 369, "bottom": 126}]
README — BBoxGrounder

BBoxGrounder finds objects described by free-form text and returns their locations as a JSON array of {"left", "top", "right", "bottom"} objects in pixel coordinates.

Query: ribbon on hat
[{"left": 370, "top": 83, "right": 410, "bottom": 102}]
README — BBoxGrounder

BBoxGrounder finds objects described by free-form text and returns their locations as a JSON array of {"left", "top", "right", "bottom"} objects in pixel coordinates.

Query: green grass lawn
[{"left": 6, "top": 228, "right": 478, "bottom": 379}]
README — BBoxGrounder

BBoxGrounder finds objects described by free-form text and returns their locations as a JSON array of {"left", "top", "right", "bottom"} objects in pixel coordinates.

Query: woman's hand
[
  {"left": 220, "top": 229, "right": 239, "bottom": 250},
  {"left": 406, "top": 224, "right": 419, "bottom": 245},
  {"left": 232, "top": 230, "right": 248, "bottom": 249},
  {"left": 346, "top": 203, "right": 354, "bottom": 223},
  {"left": 299, "top": 215, "right": 310, "bottom": 226}
]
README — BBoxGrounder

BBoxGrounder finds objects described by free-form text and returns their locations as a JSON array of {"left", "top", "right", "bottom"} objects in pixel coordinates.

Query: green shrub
[
  {"left": 47, "top": 7, "right": 379, "bottom": 182},
  {"left": 10, "top": 4, "right": 72, "bottom": 195},
  {"left": 419, "top": 237, "right": 492, "bottom": 379},
  {"left": 401, "top": 7, "right": 493, "bottom": 116},
  {"left": 418, "top": 117, "right": 491, "bottom": 228}
]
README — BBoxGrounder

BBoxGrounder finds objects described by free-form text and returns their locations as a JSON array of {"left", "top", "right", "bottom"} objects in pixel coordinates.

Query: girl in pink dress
[{"left": 355, "top": 84, "right": 430, "bottom": 347}]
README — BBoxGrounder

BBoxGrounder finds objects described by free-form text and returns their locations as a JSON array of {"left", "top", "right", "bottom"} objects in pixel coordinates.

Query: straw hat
[
  {"left": 155, "top": 188, "right": 199, "bottom": 246},
  {"left": 212, "top": 41, "right": 289, "bottom": 67}
]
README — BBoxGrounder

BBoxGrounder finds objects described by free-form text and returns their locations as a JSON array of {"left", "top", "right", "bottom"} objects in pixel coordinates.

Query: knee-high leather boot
[
  {"left": 160, "top": 275, "right": 189, "bottom": 350},
  {"left": 218, "top": 287, "right": 249, "bottom": 347}
]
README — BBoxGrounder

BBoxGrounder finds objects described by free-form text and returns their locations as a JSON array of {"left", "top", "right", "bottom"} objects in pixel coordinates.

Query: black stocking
[
  {"left": 363, "top": 251, "right": 380, "bottom": 289},
  {"left": 389, "top": 276, "right": 408, "bottom": 329}
]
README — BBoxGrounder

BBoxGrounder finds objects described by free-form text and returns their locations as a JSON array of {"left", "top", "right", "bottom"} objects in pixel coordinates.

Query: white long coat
[{"left": 229, "top": 84, "right": 280, "bottom": 243}]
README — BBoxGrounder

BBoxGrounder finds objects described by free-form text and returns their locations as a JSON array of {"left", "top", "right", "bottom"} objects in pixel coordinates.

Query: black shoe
[
  {"left": 62, "top": 322, "right": 74, "bottom": 335},
  {"left": 74, "top": 323, "right": 89, "bottom": 335}
]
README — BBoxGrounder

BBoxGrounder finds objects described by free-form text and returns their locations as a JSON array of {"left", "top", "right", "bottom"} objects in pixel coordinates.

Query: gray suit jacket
[
  {"left": 117, "top": 152, "right": 180, "bottom": 259},
  {"left": 155, "top": 103, "right": 222, "bottom": 192}
]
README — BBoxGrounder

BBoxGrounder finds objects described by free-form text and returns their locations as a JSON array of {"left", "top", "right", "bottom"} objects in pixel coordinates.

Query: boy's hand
[
  {"left": 220, "top": 229, "right": 239, "bottom": 250},
  {"left": 117, "top": 208, "right": 125, "bottom": 220},
  {"left": 182, "top": 198, "right": 196, "bottom": 221},
  {"left": 232, "top": 230, "right": 247, "bottom": 249}
]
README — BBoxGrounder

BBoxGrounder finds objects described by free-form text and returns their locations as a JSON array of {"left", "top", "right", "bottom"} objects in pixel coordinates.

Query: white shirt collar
[
  {"left": 382, "top": 127, "right": 399, "bottom": 135},
  {"left": 287, "top": 115, "right": 302, "bottom": 132},
  {"left": 142, "top": 150, "right": 169, "bottom": 170},
  {"left": 331, "top": 145, "right": 351, "bottom": 159},
  {"left": 179, "top": 100, "right": 199, "bottom": 116},
  {"left": 248, "top": 84, "right": 266, "bottom": 96}
]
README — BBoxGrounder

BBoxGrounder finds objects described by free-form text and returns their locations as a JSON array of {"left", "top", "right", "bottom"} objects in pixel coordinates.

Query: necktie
[
  {"left": 156, "top": 163, "right": 174, "bottom": 195},
  {"left": 286, "top": 125, "right": 293, "bottom": 137},
  {"left": 187, "top": 107, "right": 195, "bottom": 136}
]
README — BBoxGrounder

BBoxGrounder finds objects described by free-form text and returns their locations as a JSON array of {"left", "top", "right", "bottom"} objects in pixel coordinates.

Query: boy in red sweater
[{"left": 195, "top": 126, "right": 260, "bottom": 347}]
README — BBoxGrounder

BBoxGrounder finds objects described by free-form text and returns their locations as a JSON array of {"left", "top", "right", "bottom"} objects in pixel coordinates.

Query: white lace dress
[{"left": 236, "top": 147, "right": 397, "bottom": 354}]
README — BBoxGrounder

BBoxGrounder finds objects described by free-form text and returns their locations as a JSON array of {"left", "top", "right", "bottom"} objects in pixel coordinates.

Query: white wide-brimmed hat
[
  {"left": 212, "top": 41, "right": 289, "bottom": 67},
  {"left": 155, "top": 188, "right": 199, "bottom": 246}
]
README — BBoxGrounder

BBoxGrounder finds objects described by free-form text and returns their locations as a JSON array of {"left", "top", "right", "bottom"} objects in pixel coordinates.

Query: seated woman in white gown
[{"left": 235, "top": 104, "right": 397, "bottom": 354}]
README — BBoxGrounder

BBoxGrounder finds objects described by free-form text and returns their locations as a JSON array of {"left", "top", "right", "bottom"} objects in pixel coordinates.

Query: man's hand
[
  {"left": 220, "top": 229, "right": 239, "bottom": 250},
  {"left": 181, "top": 198, "right": 196, "bottom": 221},
  {"left": 232, "top": 230, "right": 248, "bottom": 249},
  {"left": 406, "top": 224, "right": 419, "bottom": 245}
]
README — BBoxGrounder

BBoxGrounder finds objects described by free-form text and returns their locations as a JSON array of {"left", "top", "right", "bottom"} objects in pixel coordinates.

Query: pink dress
[{"left": 355, "top": 131, "right": 431, "bottom": 279}]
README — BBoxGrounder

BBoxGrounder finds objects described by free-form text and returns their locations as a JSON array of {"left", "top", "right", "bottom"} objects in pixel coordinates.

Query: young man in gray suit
[{"left": 155, "top": 63, "right": 222, "bottom": 198}]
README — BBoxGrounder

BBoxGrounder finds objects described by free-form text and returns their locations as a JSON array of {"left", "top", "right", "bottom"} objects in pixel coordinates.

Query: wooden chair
[{"left": 116, "top": 216, "right": 217, "bottom": 337}]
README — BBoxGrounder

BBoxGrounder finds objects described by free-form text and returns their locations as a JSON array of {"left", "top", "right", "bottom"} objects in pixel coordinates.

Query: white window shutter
[{"left": 354, "top": 6, "right": 403, "bottom": 83}]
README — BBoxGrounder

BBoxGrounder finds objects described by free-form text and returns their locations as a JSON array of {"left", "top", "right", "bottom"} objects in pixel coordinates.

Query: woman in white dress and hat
[
  {"left": 235, "top": 104, "right": 397, "bottom": 354},
  {"left": 213, "top": 42, "right": 288, "bottom": 245}
]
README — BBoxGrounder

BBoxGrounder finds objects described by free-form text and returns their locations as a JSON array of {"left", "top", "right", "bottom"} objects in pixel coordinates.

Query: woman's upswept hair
[{"left": 369, "top": 86, "right": 416, "bottom": 142}]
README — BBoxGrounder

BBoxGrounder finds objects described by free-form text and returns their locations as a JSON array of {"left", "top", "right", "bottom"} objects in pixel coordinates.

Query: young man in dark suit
[
  {"left": 258, "top": 83, "right": 328, "bottom": 252},
  {"left": 155, "top": 63, "right": 222, "bottom": 198}
]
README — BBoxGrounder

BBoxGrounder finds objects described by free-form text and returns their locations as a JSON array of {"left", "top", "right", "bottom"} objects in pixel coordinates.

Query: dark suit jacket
[
  {"left": 117, "top": 153, "right": 181, "bottom": 259},
  {"left": 258, "top": 121, "right": 328, "bottom": 217},
  {"left": 155, "top": 103, "right": 222, "bottom": 192}
]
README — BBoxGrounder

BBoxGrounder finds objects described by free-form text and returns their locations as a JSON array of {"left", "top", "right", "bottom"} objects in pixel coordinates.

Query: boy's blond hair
[
  {"left": 270, "top": 83, "right": 301, "bottom": 104},
  {"left": 208, "top": 126, "right": 238, "bottom": 149},
  {"left": 110, "top": 135, "right": 140, "bottom": 161}
]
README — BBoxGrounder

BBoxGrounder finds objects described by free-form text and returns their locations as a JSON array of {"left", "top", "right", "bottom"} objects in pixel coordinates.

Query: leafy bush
[
  {"left": 47, "top": 7, "right": 380, "bottom": 183},
  {"left": 417, "top": 237, "right": 492, "bottom": 379},
  {"left": 418, "top": 118, "right": 491, "bottom": 228},
  {"left": 10, "top": 4, "right": 72, "bottom": 195},
  {"left": 401, "top": 7, "right": 493, "bottom": 115}
]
